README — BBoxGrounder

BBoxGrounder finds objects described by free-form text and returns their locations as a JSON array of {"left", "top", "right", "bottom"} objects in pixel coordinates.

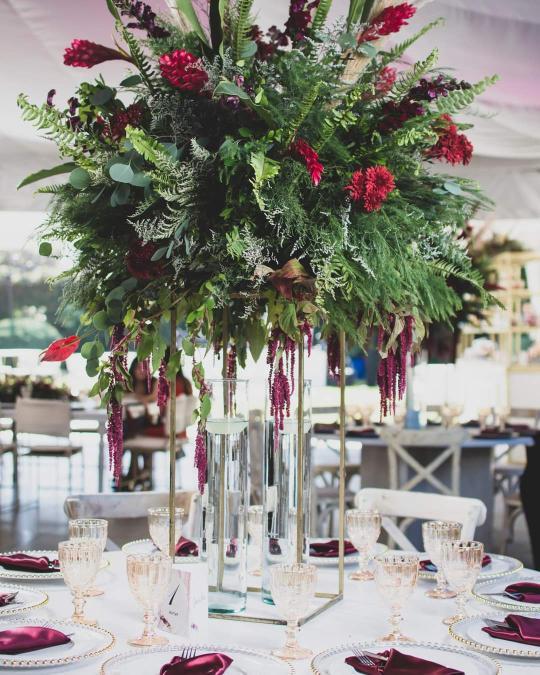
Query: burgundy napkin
[
  {"left": 313, "top": 422, "right": 339, "bottom": 434},
  {"left": 160, "top": 652, "right": 233, "bottom": 674},
  {"left": 345, "top": 648, "right": 464, "bottom": 674},
  {"left": 175, "top": 537, "right": 199, "bottom": 557},
  {"left": 0, "top": 626, "right": 71, "bottom": 655},
  {"left": 419, "top": 555, "right": 491, "bottom": 573},
  {"left": 346, "top": 428, "right": 378, "bottom": 438},
  {"left": 310, "top": 540, "right": 357, "bottom": 558},
  {"left": 0, "top": 593, "right": 17, "bottom": 607},
  {"left": 268, "top": 538, "right": 282, "bottom": 555},
  {"left": 476, "top": 430, "right": 513, "bottom": 440},
  {"left": 482, "top": 614, "right": 540, "bottom": 647},
  {"left": 0, "top": 553, "right": 60, "bottom": 573},
  {"left": 503, "top": 581, "right": 540, "bottom": 603}
]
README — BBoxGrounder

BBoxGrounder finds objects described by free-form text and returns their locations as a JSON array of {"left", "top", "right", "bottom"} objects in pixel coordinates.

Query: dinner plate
[
  {"left": 473, "top": 569, "right": 540, "bottom": 613},
  {"left": 100, "top": 643, "right": 295, "bottom": 674},
  {"left": 309, "top": 541, "right": 387, "bottom": 567},
  {"left": 311, "top": 640, "right": 500, "bottom": 674},
  {"left": 0, "top": 584, "right": 48, "bottom": 617},
  {"left": 450, "top": 612, "right": 540, "bottom": 659},
  {"left": 121, "top": 539, "right": 156, "bottom": 555},
  {"left": 418, "top": 552, "right": 522, "bottom": 582},
  {"left": 0, "top": 616, "right": 115, "bottom": 668},
  {"left": 0, "top": 551, "right": 109, "bottom": 582}
]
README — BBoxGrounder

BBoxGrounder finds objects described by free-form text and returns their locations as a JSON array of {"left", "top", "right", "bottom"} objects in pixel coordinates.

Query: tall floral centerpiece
[{"left": 20, "top": 0, "right": 496, "bottom": 493}]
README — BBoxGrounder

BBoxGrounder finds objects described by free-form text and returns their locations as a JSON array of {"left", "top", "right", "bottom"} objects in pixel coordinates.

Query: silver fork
[
  {"left": 351, "top": 647, "right": 376, "bottom": 666},
  {"left": 40, "top": 620, "right": 75, "bottom": 638},
  {"left": 180, "top": 646, "right": 197, "bottom": 661}
]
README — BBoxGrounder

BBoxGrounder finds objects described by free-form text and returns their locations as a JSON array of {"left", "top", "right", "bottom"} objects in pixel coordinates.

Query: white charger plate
[
  {"left": 0, "top": 616, "right": 115, "bottom": 668},
  {"left": 0, "top": 551, "right": 109, "bottom": 582},
  {"left": 311, "top": 640, "right": 500, "bottom": 674},
  {"left": 0, "top": 584, "right": 48, "bottom": 617},
  {"left": 418, "top": 552, "right": 522, "bottom": 582},
  {"left": 100, "top": 643, "right": 294, "bottom": 674},
  {"left": 309, "top": 541, "right": 387, "bottom": 567},
  {"left": 473, "top": 569, "right": 540, "bottom": 613},
  {"left": 450, "top": 612, "right": 540, "bottom": 660}
]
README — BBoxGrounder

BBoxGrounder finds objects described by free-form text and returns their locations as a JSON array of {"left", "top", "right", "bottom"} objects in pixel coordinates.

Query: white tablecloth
[{"left": 3, "top": 552, "right": 532, "bottom": 673}]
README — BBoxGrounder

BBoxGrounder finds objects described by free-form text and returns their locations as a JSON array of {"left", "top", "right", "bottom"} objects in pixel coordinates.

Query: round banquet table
[{"left": 3, "top": 551, "right": 530, "bottom": 673}]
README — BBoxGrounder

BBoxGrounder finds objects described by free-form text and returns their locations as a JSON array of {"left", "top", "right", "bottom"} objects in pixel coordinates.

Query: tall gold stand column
[
  {"left": 296, "top": 337, "right": 305, "bottom": 563},
  {"left": 168, "top": 305, "right": 178, "bottom": 558},
  {"left": 338, "top": 329, "right": 346, "bottom": 594}
]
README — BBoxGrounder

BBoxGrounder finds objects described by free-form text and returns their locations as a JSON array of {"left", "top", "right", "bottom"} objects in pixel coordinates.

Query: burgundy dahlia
[
  {"left": 426, "top": 115, "right": 473, "bottom": 166},
  {"left": 159, "top": 49, "right": 208, "bottom": 93},
  {"left": 358, "top": 3, "right": 416, "bottom": 43},
  {"left": 363, "top": 165, "right": 395, "bottom": 212},
  {"left": 126, "top": 241, "right": 164, "bottom": 280},
  {"left": 292, "top": 138, "right": 323, "bottom": 186},
  {"left": 344, "top": 170, "right": 365, "bottom": 203},
  {"left": 64, "top": 40, "right": 132, "bottom": 68}
]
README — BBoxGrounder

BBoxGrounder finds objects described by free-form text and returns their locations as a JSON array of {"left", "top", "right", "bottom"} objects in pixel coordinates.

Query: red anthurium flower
[
  {"left": 40, "top": 336, "right": 81, "bottom": 362},
  {"left": 159, "top": 49, "right": 208, "bottom": 93},
  {"left": 64, "top": 40, "right": 133, "bottom": 68}
]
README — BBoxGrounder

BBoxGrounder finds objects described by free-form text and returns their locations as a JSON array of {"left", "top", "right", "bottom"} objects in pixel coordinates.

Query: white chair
[
  {"left": 14, "top": 398, "right": 82, "bottom": 488},
  {"left": 355, "top": 488, "right": 487, "bottom": 550},
  {"left": 64, "top": 490, "right": 201, "bottom": 549}
]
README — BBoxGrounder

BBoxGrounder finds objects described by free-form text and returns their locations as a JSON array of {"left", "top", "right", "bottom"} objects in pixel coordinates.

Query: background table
[{"left": 4, "top": 551, "right": 526, "bottom": 674}]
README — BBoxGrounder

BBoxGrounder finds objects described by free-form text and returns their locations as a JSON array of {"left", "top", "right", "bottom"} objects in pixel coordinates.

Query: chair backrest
[
  {"left": 64, "top": 490, "right": 201, "bottom": 549},
  {"left": 15, "top": 398, "right": 71, "bottom": 437},
  {"left": 378, "top": 427, "right": 469, "bottom": 448},
  {"left": 354, "top": 488, "right": 486, "bottom": 550}
]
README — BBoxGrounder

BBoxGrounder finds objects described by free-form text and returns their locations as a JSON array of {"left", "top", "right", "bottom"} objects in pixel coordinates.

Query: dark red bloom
[
  {"left": 104, "top": 103, "right": 144, "bottom": 141},
  {"left": 375, "top": 66, "right": 397, "bottom": 95},
  {"left": 159, "top": 49, "right": 208, "bottom": 93},
  {"left": 107, "top": 399, "right": 123, "bottom": 485},
  {"left": 64, "top": 40, "right": 132, "bottom": 68},
  {"left": 126, "top": 241, "right": 164, "bottom": 280},
  {"left": 157, "top": 358, "right": 169, "bottom": 415},
  {"left": 292, "top": 138, "right": 323, "bottom": 186},
  {"left": 46, "top": 89, "right": 56, "bottom": 107},
  {"left": 344, "top": 170, "right": 365, "bottom": 203},
  {"left": 379, "top": 99, "right": 425, "bottom": 132},
  {"left": 363, "top": 165, "right": 395, "bottom": 212},
  {"left": 121, "top": 1, "right": 170, "bottom": 38},
  {"left": 409, "top": 75, "right": 472, "bottom": 102},
  {"left": 285, "top": 0, "right": 320, "bottom": 43},
  {"left": 40, "top": 336, "right": 80, "bottom": 362},
  {"left": 194, "top": 427, "right": 207, "bottom": 493},
  {"left": 358, "top": 3, "right": 416, "bottom": 43},
  {"left": 377, "top": 316, "right": 414, "bottom": 418},
  {"left": 427, "top": 115, "right": 473, "bottom": 165}
]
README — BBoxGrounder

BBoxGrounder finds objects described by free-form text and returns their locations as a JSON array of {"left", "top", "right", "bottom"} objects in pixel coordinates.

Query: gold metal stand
[{"left": 168, "top": 305, "right": 177, "bottom": 558}]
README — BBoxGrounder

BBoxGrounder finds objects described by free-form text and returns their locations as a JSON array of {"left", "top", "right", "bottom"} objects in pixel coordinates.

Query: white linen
[{"left": 4, "top": 551, "right": 531, "bottom": 673}]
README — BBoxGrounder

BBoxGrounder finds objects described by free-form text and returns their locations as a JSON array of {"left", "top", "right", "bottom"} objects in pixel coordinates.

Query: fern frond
[
  {"left": 312, "top": 0, "right": 333, "bottom": 32},
  {"left": 36, "top": 184, "right": 65, "bottom": 194},
  {"left": 315, "top": 82, "right": 369, "bottom": 150},
  {"left": 284, "top": 81, "right": 322, "bottom": 146},
  {"left": 436, "top": 75, "right": 499, "bottom": 115},
  {"left": 232, "top": 0, "right": 254, "bottom": 61},
  {"left": 428, "top": 259, "right": 499, "bottom": 306},
  {"left": 118, "top": 23, "right": 158, "bottom": 91},
  {"left": 379, "top": 19, "right": 443, "bottom": 67},
  {"left": 125, "top": 126, "right": 177, "bottom": 173},
  {"left": 391, "top": 48, "right": 439, "bottom": 100}
]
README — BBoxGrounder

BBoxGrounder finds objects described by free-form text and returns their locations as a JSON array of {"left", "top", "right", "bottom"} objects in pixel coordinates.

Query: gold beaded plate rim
[
  {"left": 310, "top": 640, "right": 502, "bottom": 675},
  {"left": 473, "top": 572, "right": 540, "bottom": 613},
  {"left": 310, "top": 640, "right": 501, "bottom": 674},
  {"left": 0, "top": 550, "right": 109, "bottom": 581},
  {"left": 0, "top": 618, "right": 115, "bottom": 668},
  {"left": 449, "top": 614, "right": 540, "bottom": 659},
  {"left": 419, "top": 553, "right": 523, "bottom": 581},
  {"left": 0, "top": 583, "right": 48, "bottom": 617},
  {"left": 100, "top": 643, "right": 295, "bottom": 674},
  {"left": 121, "top": 539, "right": 155, "bottom": 554}
]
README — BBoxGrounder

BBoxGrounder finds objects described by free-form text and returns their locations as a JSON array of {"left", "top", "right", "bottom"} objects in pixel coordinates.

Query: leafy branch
[
  {"left": 436, "top": 75, "right": 499, "bottom": 115},
  {"left": 312, "top": 0, "right": 333, "bottom": 32},
  {"left": 283, "top": 81, "right": 322, "bottom": 146},
  {"left": 232, "top": 0, "right": 255, "bottom": 62},
  {"left": 379, "top": 19, "right": 444, "bottom": 67},
  {"left": 391, "top": 48, "right": 439, "bottom": 100}
]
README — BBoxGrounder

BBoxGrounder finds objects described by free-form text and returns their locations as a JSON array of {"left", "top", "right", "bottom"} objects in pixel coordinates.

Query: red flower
[
  {"left": 375, "top": 66, "right": 397, "bottom": 95},
  {"left": 344, "top": 170, "right": 365, "bottom": 202},
  {"left": 104, "top": 104, "right": 144, "bottom": 141},
  {"left": 159, "top": 49, "right": 208, "bottom": 93},
  {"left": 363, "top": 165, "right": 395, "bottom": 211},
  {"left": 126, "top": 241, "right": 164, "bottom": 280},
  {"left": 358, "top": 3, "right": 416, "bottom": 43},
  {"left": 64, "top": 40, "right": 132, "bottom": 68},
  {"left": 285, "top": 0, "right": 320, "bottom": 44},
  {"left": 40, "top": 336, "right": 80, "bottom": 362},
  {"left": 292, "top": 138, "right": 323, "bottom": 186},
  {"left": 427, "top": 115, "right": 473, "bottom": 165}
]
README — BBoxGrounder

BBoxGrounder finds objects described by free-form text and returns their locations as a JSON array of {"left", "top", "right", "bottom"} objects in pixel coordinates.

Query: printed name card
[{"left": 159, "top": 560, "right": 208, "bottom": 640}]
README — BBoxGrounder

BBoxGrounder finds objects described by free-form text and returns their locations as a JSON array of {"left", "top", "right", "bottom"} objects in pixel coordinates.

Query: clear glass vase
[
  {"left": 202, "top": 378, "right": 249, "bottom": 614},
  {"left": 262, "top": 380, "right": 312, "bottom": 604}
]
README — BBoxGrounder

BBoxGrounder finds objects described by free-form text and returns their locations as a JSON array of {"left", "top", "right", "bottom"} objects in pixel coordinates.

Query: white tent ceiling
[{"left": 1, "top": 0, "right": 539, "bottom": 217}]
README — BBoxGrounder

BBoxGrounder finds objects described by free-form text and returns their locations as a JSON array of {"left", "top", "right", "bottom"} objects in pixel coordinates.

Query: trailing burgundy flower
[
  {"left": 327, "top": 333, "right": 340, "bottom": 381},
  {"left": 377, "top": 315, "right": 414, "bottom": 418},
  {"left": 301, "top": 319, "right": 313, "bottom": 357},
  {"left": 126, "top": 240, "right": 164, "bottom": 280},
  {"left": 251, "top": 24, "right": 288, "bottom": 60},
  {"left": 358, "top": 3, "right": 416, "bottom": 43},
  {"left": 375, "top": 66, "right": 397, "bottom": 96},
  {"left": 64, "top": 40, "right": 132, "bottom": 68},
  {"left": 291, "top": 138, "right": 323, "bottom": 186},
  {"left": 226, "top": 345, "right": 237, "bottom": 379},
  {"left": 285, "top": 0, "right": 320, "bottom": 43},
  {"left": 363, "top": 165, "right": 395, "bottom": 212},
  {"left": 121, "top": 1, "right": 170, "bottom": 38},
  {"left": 107, "top": 399, "right": 124, "bottom": 485},
  {"left": 159, "top": 49, "right": 208, "bottom": 93},
  {"left": 409, "top": 75, "right": 472, "bottom": 102},
  {"left": 104, "top": 103, "right": 144, "bottom": 141},
  {"left": 344, "top": 170, "right": 365, "bottom": 203},
  {"left": 157, "top": 358, "right": 169, "bottom": 414},
  {"left": 194, "top": 426, "right": 207, "bottom": 493},
  {"left": 426, "top": 115, "right": 473, "bottom": 166},
  {"left": 267, "top": 329, "right": 294, "bottom": 450}
]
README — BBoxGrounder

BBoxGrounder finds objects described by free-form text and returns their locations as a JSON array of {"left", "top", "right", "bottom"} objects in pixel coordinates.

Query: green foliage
[
  {"left": 312, "top": 0, "right": 333, "bottom": 32},
  {"left": 232, "top": 0, "right": 254, "bottom": 62},
  {"left": 284, "top": 81, "right": 322, "bottom": 146},
  {"left": 436, "top": 75, "right": 499, "bottom": 115},
  {"left": 391, "top": 49, "right": 439, "bottom": 100},
  {"left": 379, "top": 19, "right": 444, "bottom": 67}
]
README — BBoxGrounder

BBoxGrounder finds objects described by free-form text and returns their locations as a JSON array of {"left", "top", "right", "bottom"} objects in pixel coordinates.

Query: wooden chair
[
  {"left": 378, "top": 427, "right": 469, "bottom": 496},
  {"left": 14, "top": 398, "right": 83, "bottom": 489},
  {"left": 64, "top": 490, "right": 201, "bottom": 549},
  {"left": 355, "top": 487, "right": 486, "bottom": 550}
]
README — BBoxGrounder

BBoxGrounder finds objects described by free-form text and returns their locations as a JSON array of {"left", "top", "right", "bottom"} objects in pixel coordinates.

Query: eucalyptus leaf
[
  {"left": 109, "top": 163, "right": 135, "bottom": 184},
  {"left": 120, "top": 74, "right": 142, "bottom": 87},
  {"left": 214, "top": 81, "right": 250, "bottom": 101},
  {"left": 182, "top": 338, "right": 195, "bottom": 356},
  {"left": 358, "top": 42, "right": 377, "bottom": 58},
  {"left": 151, "top": 246, "right": 168, "bottom": 261},
  {"left": 69, "top": 167, "right": 91, "bottom": 190},
  {"left": 86, "top": 359, "right": 100, "bottom": 377},
  {"left": 240, "top": 41, "right": 257, "bottom": 58},
  {"left": 39, "top": 242, "right": 52, "bottom": 257},
  {"left": 443, "top": 181, "right": 463, "bottom": 195},
  {"left": 90, "top": 87, "right": 114, "bottom": 106},
  {"left": 130, "top": 172, "right": 151, "bottom": 188},
  {"left": 92, "top": 310, "right": 109, "bottom": 330}
]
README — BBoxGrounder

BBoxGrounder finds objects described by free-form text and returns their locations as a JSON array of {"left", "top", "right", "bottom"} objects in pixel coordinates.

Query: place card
[{"left": 158, "top": 560, "right": 208, "bottom": 640}]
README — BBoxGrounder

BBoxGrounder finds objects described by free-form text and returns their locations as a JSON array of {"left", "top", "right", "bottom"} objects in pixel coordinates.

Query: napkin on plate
[
  {"left": 345, "top": 648, "right": 464, "bottom": 674},
  {"left": 0, "top": 592, "right": 17, "bottom": 607},
  {"left": 0, "top": 553, "right": 60, "bottom": 573},
  {"left": 419, "top": 555, "right": 491, "bottom": 573},
  {"left": 309, "top": 540, "right": 357, "bottom": 557},
  {"left": 502, "top": 581, "right": 540, "bottom": 603},
  {"left": 346, "top": 428, "right": 378, "bottom": 438},
  {"left": 0, "top": 626, "right": 71, "bottom": 655},
  {"left": 482, "top": 614, "right": 540, "bottom": 647},
  {"left": 175, "top": 537, "right": 199, "bottom": 557},
  {"left": 160, "top": 652, "right": 233, "bottom": 674}
]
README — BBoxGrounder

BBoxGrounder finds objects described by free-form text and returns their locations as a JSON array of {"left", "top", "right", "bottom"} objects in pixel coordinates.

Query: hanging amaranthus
[
  {"left": 107, "top": 324, "right": 128, "bottom": 485},
  {"left": 192, "top": 360, "right": 210, "bottom": 493},
  {"left": 377, "top": 315, "right": 415, "bottom": 418},
  {"left": 327, "top": 332, "right": 340, "bottom": 381},
  {"left": 226, "top": 344, "right": 237, "bottom": 379},
  {"left": 157, "top": 358, "right": 169, "bottom": 414}
]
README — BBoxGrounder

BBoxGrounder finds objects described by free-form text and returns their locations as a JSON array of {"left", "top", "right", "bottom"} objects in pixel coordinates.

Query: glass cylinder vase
[
  {"left": 262, "top": 380, "right": 312, "bottom": 604},
  {"left": 201, "top": 378, "right": 249, "bottom": 614}
]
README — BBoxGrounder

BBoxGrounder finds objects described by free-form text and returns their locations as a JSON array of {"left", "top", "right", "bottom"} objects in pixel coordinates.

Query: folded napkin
[
  {"left": 346, "top": 428, "right": 378, "bottom": 438},
  {"left": 0, "top": 553, "right": 60, "bottom": 573},
  {"left": 313, "top": 422, "right": 339, "bottom": 434},
  {"left": 175, "top": 537, "right": 199, "bottom": 557},
  {"left": 0, "top": 592, "right": 17, "bottom": 607},
  {"left": 503, "top": 581, "right": 540, "bottom": 603},
  {"left": 160, "top": 652, "right": 233, "bottom": 674},
  {"left": 476, "top": 430, "right": 513, "bottom": 440},
  {"left": 345, "top": 648, "right": 464, "bottom": 674},
  {"left": 310, "top": 540, "right": 357, "bottom": 558},
  {"left": 0, "top": 626, "right": 71, "bottom": 655},
  {"left": 482, "top": 614, "right": 540, "bottom": 647},
  {"left": 419, "top": 555, "right": 491, "bottom": 573}
]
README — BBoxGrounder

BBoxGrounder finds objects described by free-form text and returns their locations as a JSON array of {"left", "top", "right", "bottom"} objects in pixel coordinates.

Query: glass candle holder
[{"left": 248, "top": 505, "right": 263, "bottom": 576}]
